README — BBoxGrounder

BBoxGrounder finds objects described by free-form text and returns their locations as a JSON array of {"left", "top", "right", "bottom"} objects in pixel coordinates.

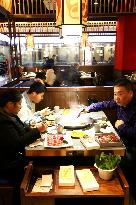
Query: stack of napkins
[
  {"left": 80, "top": 138, "right": 100, "bottom": 150},
  {"left": 59, "top": 165, "right": 75, "bottom": 186},
  {"left": 76, "top": 169, "right": 99, "bottom": 192},
  {"left": 32, "top": 174, "right": 53, "bottom": 193}
]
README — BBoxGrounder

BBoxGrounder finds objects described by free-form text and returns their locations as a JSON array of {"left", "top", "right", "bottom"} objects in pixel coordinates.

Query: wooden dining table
[
  {"left": 23, "top": 111, "right": 128, "bottom": 205},
  {"left": 25, "top": 111, "right": 126, "bottom": 157}
]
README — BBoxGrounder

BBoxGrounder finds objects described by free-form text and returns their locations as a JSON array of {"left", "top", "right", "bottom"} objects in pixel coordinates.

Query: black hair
[
  {"left": 35, "top": 72, "right": 46, "bottom": 80},
  {"left": 114, "top": 77, "right": 134, "bottom": 92},
  {"left": 27, "top": 81, "right": 46, "bottom": 94},
  {"left": 0, "top": 90, "right": 22, "bottom": 107}
]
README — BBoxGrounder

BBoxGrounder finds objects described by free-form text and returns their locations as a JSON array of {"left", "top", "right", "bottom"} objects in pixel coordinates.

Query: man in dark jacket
[
  {"left": 66, "top": 63, "right": 82, "bottom": 86},
  {"left": 0, "top": 90, "right": 47, "bottom": 205},
  {"left": 84, "top": 78, "right": 136, "bottom": 200},
  {"left": 86, "top": 78, "right": 136, "bottom": 147}
]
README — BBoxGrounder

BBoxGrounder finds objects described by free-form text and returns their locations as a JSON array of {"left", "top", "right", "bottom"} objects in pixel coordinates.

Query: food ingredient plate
[
  {"left": 43, "top": 134, "right": 73, "bottom": 148},
  {"left": 71, "top": 130, "right": 88, "bottom": 138},
  {"left": 95, "top": 133, "right": 123, "bottom": 147}
]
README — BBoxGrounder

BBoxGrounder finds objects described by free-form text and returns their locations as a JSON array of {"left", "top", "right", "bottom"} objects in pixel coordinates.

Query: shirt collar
[{"left": 23, "top": 91, "right": 33, "bottom": 110}]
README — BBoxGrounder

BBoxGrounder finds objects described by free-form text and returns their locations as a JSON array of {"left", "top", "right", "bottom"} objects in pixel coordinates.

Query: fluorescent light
[
  {"left": 62, "top": 25, "right": 82, "bottom": 37},
  {"left": 94, "top": 0, "right": 98, "bottom": 5}
]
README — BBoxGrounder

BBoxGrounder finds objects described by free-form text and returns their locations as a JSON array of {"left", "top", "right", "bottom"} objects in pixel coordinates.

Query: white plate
[
  {"left": 100, "top": 127, "right": 112, "bottom": 133},
  {"left": 43, "top": 134, "right": 73, "bottom": 148}
]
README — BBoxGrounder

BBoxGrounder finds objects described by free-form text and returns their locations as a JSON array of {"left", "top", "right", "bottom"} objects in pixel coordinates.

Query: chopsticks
[{"left": 77, "top": 109, "right": 85, "bottom": 118}]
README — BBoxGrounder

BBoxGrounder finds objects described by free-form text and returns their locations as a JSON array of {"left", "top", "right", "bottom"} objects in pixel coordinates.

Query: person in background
[
  {"left": 66, "top": 63, "right": 82, "bottom": 86},
  {"left": 53, "top": 69, "right": 64, "bottom": 87},
  {"left": 35, "top": 72, "right": 46, "bottom": 84},
  {"left": 45, "top": 66, "right": 56, "bottom": 86},
  {"left": 18, "top": 65, "right": 24, "bottom": 79},
  {"left": 48, "top": 54, "right": 56, "bottom": 67},
  {"left": 0, "top": 90, "right": 47, "bottom": 205},
  {"left": 108, "top": 56, "right": 114, "bottom": 64},
  {"left": 83, "top": 78, "right": 136, "bottom": 200},
  {"left": 18, "top": 81, "right": 50, "bottom": 124},
  {"left": 17, "top": 72, "right": 46, "bottom": 88},
  {"left": 92, "top": 57, "right": 97, "bottom": 65},
  {"left": 42, "top": 56, "right": 49, "bottom": 66}
]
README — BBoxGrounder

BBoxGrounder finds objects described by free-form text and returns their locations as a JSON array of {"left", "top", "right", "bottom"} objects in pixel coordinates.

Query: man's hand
[
  {"left": 40, "top": 107, "right": 51, "bottom": 116},
  {"left": 36, "top": 122, "right": 48, "bottom": 133},
  {"left": 77, "top": 107, "right": 89, "bottom": 118},
  {"left": 81, "top": 107, "right": 89, "bottom": 114},
  {"left": 115, "top": 120, "right": 124, "bottom": 129}
]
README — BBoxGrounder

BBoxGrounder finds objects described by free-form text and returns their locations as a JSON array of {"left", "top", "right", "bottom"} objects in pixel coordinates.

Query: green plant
[{"left": 95, "top": 152, "right": 121, "bottom": 170}]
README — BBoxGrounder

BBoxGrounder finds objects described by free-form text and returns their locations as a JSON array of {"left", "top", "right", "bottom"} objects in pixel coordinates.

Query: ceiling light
[
  {"left": 94, "top": 0, "right": 98, "bottom": 5},
  {"left": 56, "top": 0, "right": 88, "bottom": 37}
]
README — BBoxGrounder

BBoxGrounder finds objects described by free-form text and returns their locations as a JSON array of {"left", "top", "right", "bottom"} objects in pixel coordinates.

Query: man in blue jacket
[
  {"left": 84, "top": 77, "right": 136, "bottom": 200},
  {"left": 86, "top": 78, "right": 136, "bottom": 147}
]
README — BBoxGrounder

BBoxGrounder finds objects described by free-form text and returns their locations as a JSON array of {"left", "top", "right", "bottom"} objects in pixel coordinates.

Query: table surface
[{"left": 25, "top": 111, "right": 126, "bottom": 157}]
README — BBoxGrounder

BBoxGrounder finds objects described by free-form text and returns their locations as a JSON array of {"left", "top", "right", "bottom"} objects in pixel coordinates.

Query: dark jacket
[
  {"left": 0, "top": 108, "right": 40, "bottom": 173},
  {"left": 87, "top": 97, "right": 136, "bottom": 147},
  {"left": 66, "top": 66, "right": 81, "bottom": 86}
]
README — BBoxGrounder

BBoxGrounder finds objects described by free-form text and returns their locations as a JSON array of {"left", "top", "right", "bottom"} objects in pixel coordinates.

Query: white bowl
[{"left": 94, "top": 164, "right": 116, "bottom": 180}]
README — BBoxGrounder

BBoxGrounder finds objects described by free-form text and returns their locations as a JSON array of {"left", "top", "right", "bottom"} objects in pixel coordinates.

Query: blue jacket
[{"left": 87, "top": 97, "right": 136, "bottom": 147}]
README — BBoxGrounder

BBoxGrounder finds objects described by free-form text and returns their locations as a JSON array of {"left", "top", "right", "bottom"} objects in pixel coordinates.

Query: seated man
[
  {"left": 92, "top": 57, "right": 97, "bottom": 65},
  {"left": 35, "top": 72, "right": 46, "bottom": 84},
  {"left": 85, "top": 78, "right": 136, "bottom": 143},
  {"left": 18, "top": 81, "right": 50, "bottom": 124},
  {"left": 83, "top": 78, "right": 136, "bottom": 199},
  {"left": 66, "top": 64, "right": 82, "bottom": 86},
  {"left": 0, "top": 90, "right": 47, "bottom": 205}
]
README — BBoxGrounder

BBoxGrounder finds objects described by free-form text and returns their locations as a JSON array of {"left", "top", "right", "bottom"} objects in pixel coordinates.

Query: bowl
[{"left": 94, "top": 163, "right": 116, "bottom": 180}]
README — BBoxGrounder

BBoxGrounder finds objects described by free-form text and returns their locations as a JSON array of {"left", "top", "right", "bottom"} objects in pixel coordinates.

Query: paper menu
[
  {"left": 59, "top": 165, "right": 75, "bottom": 186},
  {"left": 76, "top": 169, "right": 99, "bottom": 192},
  {"left": 31, "top": 175, "right": 53, "bottom": 193},
  {"left": 80, "top": 138, "right": 100, "bottom": 150},
  {"left": 40, "top": 174, "right": 53, "bottom": 187}
]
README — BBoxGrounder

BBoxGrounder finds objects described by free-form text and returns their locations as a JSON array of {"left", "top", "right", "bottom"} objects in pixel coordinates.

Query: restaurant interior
[{"left": 0, "top": 1, "right": 136, "bottom": 205}]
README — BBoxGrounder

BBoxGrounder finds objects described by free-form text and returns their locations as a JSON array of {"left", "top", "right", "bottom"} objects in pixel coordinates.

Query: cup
[
  {"left": 57, "top": 124, "right": 64, "bottom": 134},
  {"left": 94, "top": 123, "right": 100, "bottom": 133},
  {"left": 54, "top": 106, "right": 60, "bottom": 113}
]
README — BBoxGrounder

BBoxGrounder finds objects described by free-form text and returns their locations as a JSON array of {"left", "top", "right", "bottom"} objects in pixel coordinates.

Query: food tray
[{"left": 95, "top": 133, "right": 123, "bottom": 147}]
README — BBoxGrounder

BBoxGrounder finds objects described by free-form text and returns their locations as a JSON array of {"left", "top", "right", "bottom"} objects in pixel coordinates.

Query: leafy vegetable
[
  {"left": 63, "top": 140, "right": 68, "bottom": 144},
  {"left": 95, "top": 152, "right": 121, "bottom": 170}
]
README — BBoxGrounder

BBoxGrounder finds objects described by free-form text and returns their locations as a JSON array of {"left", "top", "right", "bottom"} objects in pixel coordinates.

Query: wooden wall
[
  {"left": 37, "top": 86, "right": 114, "bottom": 110},
  {"left": 0, "top": 86, "right": 116, "bottom": 124},
  {"left": 0, "top": 86, "right": 114, "bottom": 109}
]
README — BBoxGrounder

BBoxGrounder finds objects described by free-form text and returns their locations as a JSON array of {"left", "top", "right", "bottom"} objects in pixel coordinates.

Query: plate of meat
[
  {"left": 43, "top": 134, "right": 73, "bottom": 148},
  {"left": 95, "top": 133, "right": 123, "bottom": 147}
]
